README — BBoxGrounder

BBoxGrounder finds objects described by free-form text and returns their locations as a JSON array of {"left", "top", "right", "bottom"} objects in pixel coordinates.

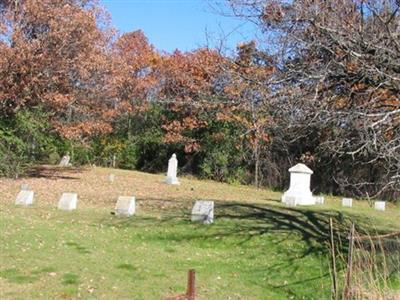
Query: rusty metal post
[{"left": 186, "top": 269, "right": 195, "bottom": 300}]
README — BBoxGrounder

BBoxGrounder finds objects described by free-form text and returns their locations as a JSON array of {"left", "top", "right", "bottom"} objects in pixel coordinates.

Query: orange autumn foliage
[{"left": 0, "top": 0, "right": 115, "bottom": 139}]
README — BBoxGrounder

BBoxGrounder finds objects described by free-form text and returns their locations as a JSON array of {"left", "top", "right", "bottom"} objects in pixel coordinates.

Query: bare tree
[{"left": 225, "top": 0, "right": 400, "bottom": 200}]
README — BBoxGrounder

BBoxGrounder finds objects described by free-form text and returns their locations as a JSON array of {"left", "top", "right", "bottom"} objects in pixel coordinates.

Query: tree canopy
[{"left": 0, "top": 0, "right": 398, "bottom": 201}]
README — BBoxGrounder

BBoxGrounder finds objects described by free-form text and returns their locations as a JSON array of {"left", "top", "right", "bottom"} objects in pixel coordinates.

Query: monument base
[
  {"left": 282, "top": 192, "right": 316, "bottom": 206},
  {"left": 165, "top": 177, "right": 180, "bottom": 185}
]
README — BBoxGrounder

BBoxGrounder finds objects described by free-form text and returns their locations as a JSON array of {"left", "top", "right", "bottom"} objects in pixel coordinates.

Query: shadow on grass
[
  {"left": 101, "top": 198, "right": 383, "bottom": 254},
  {"left": 116, "top": 263, "right": 137, "bottom": 271},
  {"left": 22, "top": 165, "right": 86, "bottom": 180},
  {"left": 97, "top": 199, "right": 399, "bottom": 297},
  {"left": 94, "top": 198, "right": 394, "bottom": 298},
  {"left": 99, "top": 196, "right": 399, "bottom": 284},
  {"left": 0, "top": 268, "right": 39, "bottom": 284},
  {"left": 65, "top": 241, "right": 91, "bottom": 254}
]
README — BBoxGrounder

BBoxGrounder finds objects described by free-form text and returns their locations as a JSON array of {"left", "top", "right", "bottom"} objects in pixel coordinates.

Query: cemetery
[
  {"left": 1, "top": 163, "right": 399, "bottom": 299},
  {"left": 0, "top": 0, "right": 399, "bottom": 299}
]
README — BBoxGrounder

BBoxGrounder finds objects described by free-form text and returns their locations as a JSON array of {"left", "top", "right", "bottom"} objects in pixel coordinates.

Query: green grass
[
  {"left": 0, "top": 167, "right": 399, "bottom": 299},
  {"left": 0, "top": 207, "right": 330, "bottom": 299}
]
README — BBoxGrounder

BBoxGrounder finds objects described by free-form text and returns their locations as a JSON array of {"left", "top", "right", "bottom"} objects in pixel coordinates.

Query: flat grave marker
[
  {"left": 191, "top": 200, "right": 214, "bottom": 224},
  {"left": 58, "top": 193, "right": 78, "bottom": 211},
  {"left": 374, "top": 201, "right": 386, "bottom": 211},
  {"left": 342, "top": 198, "right": 353, "bottom": 208},
  {"left": 115, "top": 196, "right": 135, "bottom": 216},
  {"left": 15, "top": 190, "right": 34, "bottom": 206}
]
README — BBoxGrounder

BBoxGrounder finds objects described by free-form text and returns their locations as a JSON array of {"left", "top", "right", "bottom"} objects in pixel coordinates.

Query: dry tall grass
[{"left": 329, "top": 219, "right": 400, "bottom": 300}]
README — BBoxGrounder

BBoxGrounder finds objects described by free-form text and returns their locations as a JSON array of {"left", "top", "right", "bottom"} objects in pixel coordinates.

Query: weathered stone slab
[
  {"left": 374, "top": 201, "right": 385, "bottom": 211},
  {"left": 165, "top": 154, "right": 180, "bottom": 185},
  {"left": 58, "top": 193, "right": 78, "bottom": 211},
  {"left": 191, "top": 201, "right": 214, "bottom": 224},
  {"left": 15, "top": 190, "right": 34, "bottom": 206},
  {"left": 285, "top": 196, "right": 296, "bottom": 207},
  {"left": 115, "top": 196, "right": 135, "bottom": 216},
  {"left": 281, "top": 163, "right": 315, "bottom": 205},
  {"left": 342, "top": 198, "right": 353, "bottom": 207},
  {"left": 59, "top": 155, "right": 71, "bottom": 167},
  {"left": 314, "top": 196, "right": 325, "bottom": 204}
]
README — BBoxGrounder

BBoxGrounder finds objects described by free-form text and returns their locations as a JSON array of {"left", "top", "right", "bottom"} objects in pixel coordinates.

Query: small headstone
[
  {"left": 191, "top": 200, "right": 214, "bottom": 224},
  {"left": 20, "top": 183, "right": 31, "bottom": 191},
  {"left": 59, "top": 155, "right": 71, "bottom": 167},
  {"left": 115, "top": 196, "right": 135, "bottom": 216},
  {"left": 15, "top": 190, "right": 34, "bottom": 206},
  {"left": 285, "top": 196, "right": 296, "bottom": 207},
  {"left": 374, "top": 201, "right": 386, "bottom": 211},
  {"left": 58, "top": 193, "right": 78, "bottom": 211},
  {"left": 342, "top": 198, "right": 353, "bottom": 207},
  {"left": 108, "top": 174, "right": 115, "bottom": 183},
  {"left": 165, "top": 154, "right": 180, "bottom": 185},
  {"left": 315, "top": 196, "right": 325, "bottom": 204}
]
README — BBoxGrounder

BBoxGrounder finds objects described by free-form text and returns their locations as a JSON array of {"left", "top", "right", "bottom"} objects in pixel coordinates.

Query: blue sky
[{"left": 100, "top": 0, "right": 258, "bottom": 53}]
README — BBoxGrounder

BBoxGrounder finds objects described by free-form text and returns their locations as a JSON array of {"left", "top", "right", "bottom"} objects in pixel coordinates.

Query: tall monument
[
  {"left": 282, "top": 163, "right": 315, "bottom": 205},
  {"left": 165, "top": 154, "right": 180, "bottom": 185}
]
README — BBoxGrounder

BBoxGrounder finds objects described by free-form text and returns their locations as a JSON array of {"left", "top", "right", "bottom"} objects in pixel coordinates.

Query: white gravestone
[
  {"left": 374, "top": 201, "right": 386, "bottom": 211},
  {"left": 281, "top": 163, "right": 315, "bottom": 205},
  {"left": 285, "top": 196, "right": 296, "bottom": 207},
  {"left": 191, "top": 201, "right": 214, "bottom": 224},
  {"left": 59, "top": 155, "right": 71, "bottom": 167},
  {"left": 109, "top": 174, "right": 115, "bottom": 183},
  {"left": 342, "top": 198, "right": 353, "bottom": 207},
  {"left": 314, "top": 196, "right": 325, "bottom": 204},
  {"left": 58, "top": 193, "right": 78, "bottom": 211},
  {"left": 15, "top": 190, "right": 34, "bottom": 206},
  {"left": 115, "top": 196, "right": 135, "bottom": 216},
  {"left": 165, "top": 154, "right": 180, "bottom": 185}
]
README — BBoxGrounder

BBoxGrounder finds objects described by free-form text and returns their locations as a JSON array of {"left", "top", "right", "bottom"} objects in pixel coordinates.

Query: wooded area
[{"left": 0, "top": 0, "right": 399, "bottom": 201}]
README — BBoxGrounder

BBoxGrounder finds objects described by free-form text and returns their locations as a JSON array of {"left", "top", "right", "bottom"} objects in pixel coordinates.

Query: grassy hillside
[{"left": 1, "top": 166, "right": 399, "bottom": 299}]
